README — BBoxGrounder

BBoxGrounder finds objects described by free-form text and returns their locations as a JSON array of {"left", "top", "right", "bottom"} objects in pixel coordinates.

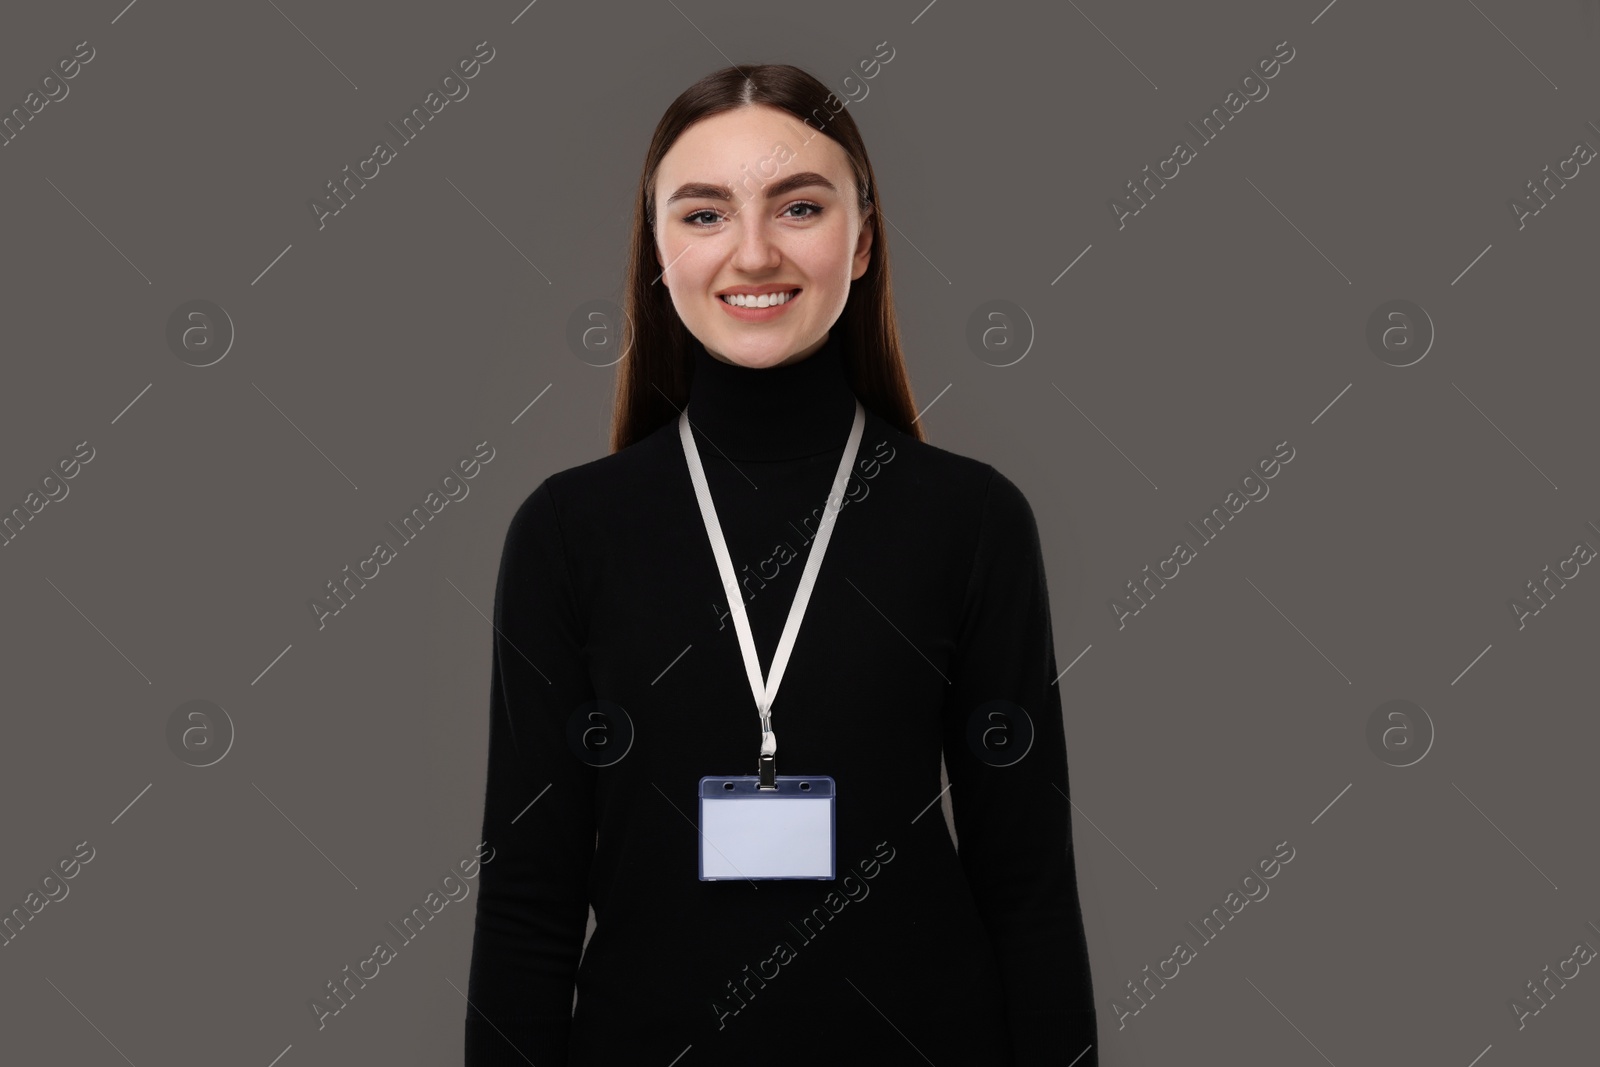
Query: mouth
[{"left": 717, "top": 287, "right": 802, "bottom": 309}]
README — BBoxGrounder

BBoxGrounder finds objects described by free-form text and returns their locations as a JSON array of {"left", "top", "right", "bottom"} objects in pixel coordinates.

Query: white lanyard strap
[{"left": 679, "top": 396, "right": 866, "bottom": 761}]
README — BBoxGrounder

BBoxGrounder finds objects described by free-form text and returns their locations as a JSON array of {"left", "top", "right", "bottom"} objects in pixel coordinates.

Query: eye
[{"left": 680, "top": 201, "right": 825, "bottom": 228}]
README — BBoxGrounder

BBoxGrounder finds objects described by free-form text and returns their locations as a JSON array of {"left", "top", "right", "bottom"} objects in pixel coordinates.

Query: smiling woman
[{"left": 465, "top": 63, "right": 1098, "bottom": 1067}]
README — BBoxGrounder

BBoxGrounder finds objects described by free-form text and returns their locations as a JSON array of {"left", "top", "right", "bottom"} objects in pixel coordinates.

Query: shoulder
[
  {"left": 501, "top": 417, "right": 681, "bottom": 545},
  {"left": 867, "top": 411, "right": 1037, "bottom": 534}
]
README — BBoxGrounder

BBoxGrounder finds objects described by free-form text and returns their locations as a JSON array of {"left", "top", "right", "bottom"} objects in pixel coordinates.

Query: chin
[
  {"left": 709, "top": 336, "right": 803, "bottom": 369},
  {"left": 726, "top": 352, "right": 792, "bottom": 370}
]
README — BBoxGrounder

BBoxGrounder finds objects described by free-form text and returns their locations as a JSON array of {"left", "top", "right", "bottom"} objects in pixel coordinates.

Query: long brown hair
[{"left": 609, "top": 63, "right": 925, "bottom": 453}]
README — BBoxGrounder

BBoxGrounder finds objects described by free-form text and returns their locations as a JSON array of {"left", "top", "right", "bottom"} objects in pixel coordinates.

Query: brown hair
[{"left": 609, "top": 63, "right": 925, "bottom": 453}]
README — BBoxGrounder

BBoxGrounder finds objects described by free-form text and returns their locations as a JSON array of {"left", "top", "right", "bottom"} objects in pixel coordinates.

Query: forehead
[{"left": 655, "top": 105, "right": 851, "bottom": 196}]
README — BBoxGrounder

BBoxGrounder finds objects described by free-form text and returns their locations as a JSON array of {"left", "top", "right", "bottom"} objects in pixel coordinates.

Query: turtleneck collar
[{"left": 685, "top": 331, "right": 858, "bottom": 461}]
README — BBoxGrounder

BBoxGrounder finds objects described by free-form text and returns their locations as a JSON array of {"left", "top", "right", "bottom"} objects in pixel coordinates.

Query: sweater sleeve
[
  {"left": 940, "top": 467, "right": 1098, "bottom": 1067},
  {"left": 464, "top": 478, "right": 598, "bottom": 1066}
]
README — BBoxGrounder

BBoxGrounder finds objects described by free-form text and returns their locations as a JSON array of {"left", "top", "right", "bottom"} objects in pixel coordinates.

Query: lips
[{"left": 716, "top": 287, "right": 803, "bottom": 322}]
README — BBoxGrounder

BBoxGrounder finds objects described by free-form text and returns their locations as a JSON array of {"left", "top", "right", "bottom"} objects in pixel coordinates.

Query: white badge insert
[
  {"left": 680, "top": 397, "right": 866, "bottom": 882},
  {"left": 699, "top": 776, "right": 836, "bottom": 880}
]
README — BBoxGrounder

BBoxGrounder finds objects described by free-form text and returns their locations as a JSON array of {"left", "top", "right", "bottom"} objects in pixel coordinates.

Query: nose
[{"left": 728, "top": 205, "right": 782, "bottom": 273}]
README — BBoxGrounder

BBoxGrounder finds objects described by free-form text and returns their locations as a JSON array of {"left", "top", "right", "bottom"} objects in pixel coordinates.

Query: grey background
[{"left": 2, "top": 0, "right": 1596, "bottom": 1063}]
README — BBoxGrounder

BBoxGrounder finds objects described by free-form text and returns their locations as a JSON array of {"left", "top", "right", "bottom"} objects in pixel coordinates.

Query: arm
[
  {"left": 464, "top": 479, "right": 598, "bottom": 1066},
  {"left": 940, "top": 468, "right": 1098, "bottom": 1066}
]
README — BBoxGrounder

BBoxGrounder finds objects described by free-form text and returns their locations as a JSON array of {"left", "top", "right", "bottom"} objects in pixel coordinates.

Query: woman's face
[{"left": 653, "top": 104, "right": 873, "bottom": 369}]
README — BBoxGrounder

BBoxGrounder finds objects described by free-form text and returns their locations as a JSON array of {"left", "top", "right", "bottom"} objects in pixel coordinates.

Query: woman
[{"left": 464, "top": 64, "right": 1096, "bottom": 1066}]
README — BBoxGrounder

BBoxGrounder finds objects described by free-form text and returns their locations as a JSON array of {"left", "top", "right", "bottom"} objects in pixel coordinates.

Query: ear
[{"left": 851, "top": 205, "right": 874, "bottom": 282}]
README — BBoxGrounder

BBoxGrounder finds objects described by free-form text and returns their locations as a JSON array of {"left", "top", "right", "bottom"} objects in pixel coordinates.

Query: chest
[{"left": 578, "top": 447, "right": 968, "bottom": 776}]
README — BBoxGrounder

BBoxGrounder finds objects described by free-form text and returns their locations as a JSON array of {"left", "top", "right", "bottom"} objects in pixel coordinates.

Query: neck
[{"left": 685, "top": 332, "right": 856, "bottom": 461}]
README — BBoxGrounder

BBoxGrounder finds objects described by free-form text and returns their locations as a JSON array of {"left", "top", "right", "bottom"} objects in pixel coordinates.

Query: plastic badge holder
[{"left": 698, "top": 775, "right": 836, "bottom": 881}]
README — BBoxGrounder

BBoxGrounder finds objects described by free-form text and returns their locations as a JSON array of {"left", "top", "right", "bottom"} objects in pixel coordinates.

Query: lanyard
[{"left": 679, "top": 397, "right": 866, "bottom": 775}]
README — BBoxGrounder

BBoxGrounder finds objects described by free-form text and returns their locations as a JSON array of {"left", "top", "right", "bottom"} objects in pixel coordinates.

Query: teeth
[{"left": 720, "top": 289, "right": 797, "bottom": 308}]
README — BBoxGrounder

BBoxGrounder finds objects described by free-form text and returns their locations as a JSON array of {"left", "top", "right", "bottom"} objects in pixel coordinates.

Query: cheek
[
  {"left": 777, "top": 241, "right": 838, "bottom": 283},
  {"left": 675, "top": 259, "right": 717, "bottom": 295},
  {"left": 783, "top": 233, "right": 846, "bottom": 280},
  {"left": 657, "top": 234, "right": 706, "bottom": 288}
]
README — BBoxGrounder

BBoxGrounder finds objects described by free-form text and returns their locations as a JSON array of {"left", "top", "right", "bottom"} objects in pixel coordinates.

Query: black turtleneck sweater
[{"left": 463, "top": 331, "right": 1097, "bottom": 1066}]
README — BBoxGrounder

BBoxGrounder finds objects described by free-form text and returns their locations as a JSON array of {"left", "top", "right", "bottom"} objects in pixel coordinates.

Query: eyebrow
[{"left": 663, "top": 170, "right": 838, "bottom": 206}]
